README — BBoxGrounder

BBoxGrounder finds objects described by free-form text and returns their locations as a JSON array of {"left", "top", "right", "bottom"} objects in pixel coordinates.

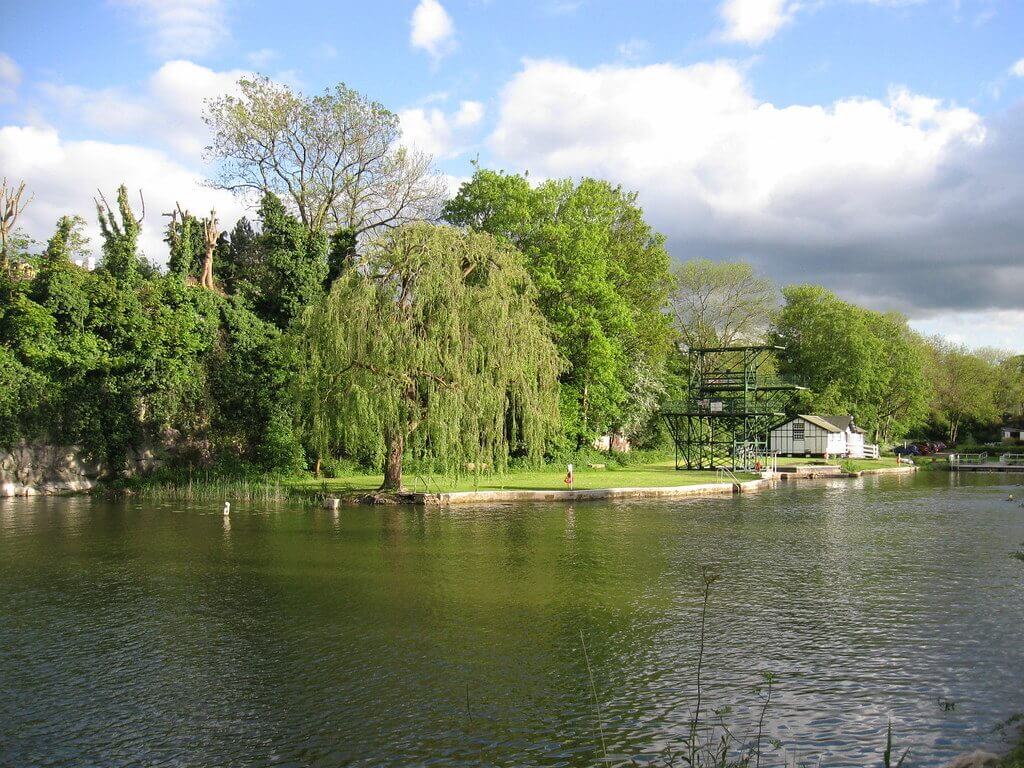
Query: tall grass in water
[{"left": 130, "top": 473, "right": 310, "bottom": 504}]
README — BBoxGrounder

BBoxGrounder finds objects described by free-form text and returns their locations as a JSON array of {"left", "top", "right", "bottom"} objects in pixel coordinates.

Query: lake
[{"left": 1, "top": 472, "right": 1023, "bottom": 766}]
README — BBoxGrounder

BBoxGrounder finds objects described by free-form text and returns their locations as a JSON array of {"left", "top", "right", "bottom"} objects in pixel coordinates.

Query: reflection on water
[{"left": 1, "top": 472, "right": 1023, "bottom": 766}]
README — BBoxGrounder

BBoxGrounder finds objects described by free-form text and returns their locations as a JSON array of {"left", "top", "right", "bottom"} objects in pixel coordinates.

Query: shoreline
[
  {"left": 1, "top": 463, "right": 921, "bottom": 504},
  {"left": 328, "top": 465, "right": 919, "bottom": 507}
]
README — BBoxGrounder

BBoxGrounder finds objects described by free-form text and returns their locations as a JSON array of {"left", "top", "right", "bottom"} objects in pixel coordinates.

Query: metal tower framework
[{"left": 661, "top": 345, "right": 804, "bottom": 471}]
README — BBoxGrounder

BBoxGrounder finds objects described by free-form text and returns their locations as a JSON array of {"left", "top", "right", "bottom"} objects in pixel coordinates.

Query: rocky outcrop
[{"left": 0, "top": 440, "right": 162, "bottom": 497}]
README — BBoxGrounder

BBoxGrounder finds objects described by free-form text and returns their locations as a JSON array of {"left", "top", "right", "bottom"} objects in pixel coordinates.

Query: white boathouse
[{"left": 770, "top": 415, "right": 877, "bottom": 458}]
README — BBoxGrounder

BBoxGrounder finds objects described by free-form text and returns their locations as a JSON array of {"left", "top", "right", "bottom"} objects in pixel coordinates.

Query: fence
[
  {"left": 860, "top": 443, "right": 880, "bottom": 459},
  {"left": 949, "top": 453, "right": 988, "bottom": 467}
]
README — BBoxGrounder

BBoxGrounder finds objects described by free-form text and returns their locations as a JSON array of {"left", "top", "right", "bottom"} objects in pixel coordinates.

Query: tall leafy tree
[
  {"left": 204, "top": 76, "right": 444, "bottom": 237},
  {"left": 444, "top": 169, "right": 673, "bottom": 445},
  {"left": 292, "top": 223, "right": 562, "bottom": 489},
  {"left": 997, "top": 355, "right": 1024, "bottom": 420},
  {"left": 670, "top": 259, "right": 778, "bottom": 348},
  {"left": 925, "top": 339, "right": 999, "bottom": 444},
  {"left": 773, "top": 285, "right": 929, "bottom": 440},
  {"left": 866, "top": 311, "right": 931, "bottom": 443}
]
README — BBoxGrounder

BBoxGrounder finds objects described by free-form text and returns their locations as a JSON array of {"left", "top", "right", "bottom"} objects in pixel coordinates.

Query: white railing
[
  {"left": 1000, "top": 453, "right": 1024, "bottom": 466},
  {"left": 847, "top": 443, "right": 879, "bottom": 459},
  {"left": 949, "top": 453, "right": 988, "bottom": 467},
  {"left": 717, "top": 467, "right": 741, "bottom": 484}
]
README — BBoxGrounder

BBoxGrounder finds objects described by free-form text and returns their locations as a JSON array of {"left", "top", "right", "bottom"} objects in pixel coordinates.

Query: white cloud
[
  {"left": 0, "top": 52, "right": 20, "bottom": 103},
  {"left": 911, "top": 311, "right": 1024, "bottom": 353},
  {"left": 246, "top": 48, "right": 278, "bottom": 68},
  {"left": 719, "top": 0, "right": 799, "bottom": 45},
  {"left": 719, "top": 0, "right": 928, "bottom": 45},
  {"left": 111, "top": 0, "right": 229, "bottom": 59},
  {"left": 453, "top": 100, "right": 484, "bottom": 128},
  {"left": 0, "top": 124, "right": 246, "bottom": 267},
  {"left": 41, "top": 60, "right": 248, "bottom": 162},
  {"left": 1011, "top": 58, "right": 1024, "bottom": 77},
  {"left": 488, "top": 59, "right": 1024, "bottom": 322},
  {"left": 410, "top": 0, "right": 456, "bottom": 60},
  {"left": 400, "top": 100, "right": 484, "bottom": 158}
]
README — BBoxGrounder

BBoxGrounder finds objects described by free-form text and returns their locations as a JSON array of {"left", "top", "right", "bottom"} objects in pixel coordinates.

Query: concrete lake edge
[{"left": 324, "top": 465, "right": 919, "bottom": 507}]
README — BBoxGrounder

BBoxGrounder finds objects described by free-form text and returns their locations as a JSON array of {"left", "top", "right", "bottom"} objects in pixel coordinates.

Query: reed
[{"left": 121, "top": 473, "right": 318, "bottom": 505}]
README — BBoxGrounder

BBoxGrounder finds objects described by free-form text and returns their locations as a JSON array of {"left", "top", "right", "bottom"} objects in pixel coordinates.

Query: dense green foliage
[
  {"left": 444, "top": 169, "right": 674, "bottom": 447},
  {"left": 2, "top": 74, "right": 1021, "bottom": 480},
  {"left": 293, "top": 222, "right": 562, "bottom": 489},
  {"left": 0, "top": 190, "right": 307, "bottom": 470},
  {"left": 772, "top": 285, "right": 931, "bottom": 442},
  {"left": 769, "top": 284, "right": 1022, "bottom": 444}
]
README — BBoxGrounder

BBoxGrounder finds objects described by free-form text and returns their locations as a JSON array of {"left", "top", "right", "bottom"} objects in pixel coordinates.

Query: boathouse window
[{"left": 792, "top": 422, "right": 805, "bottom": 440}]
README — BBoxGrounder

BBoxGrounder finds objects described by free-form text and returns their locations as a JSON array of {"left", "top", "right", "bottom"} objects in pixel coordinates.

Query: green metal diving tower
[{"left": 661, "top": 345, "right": 804, "bottom": 471}]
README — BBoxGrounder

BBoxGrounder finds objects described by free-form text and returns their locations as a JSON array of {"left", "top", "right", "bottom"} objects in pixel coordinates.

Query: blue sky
[{"left": 2, "top": 0, "right": 1023, "bottom": 349}]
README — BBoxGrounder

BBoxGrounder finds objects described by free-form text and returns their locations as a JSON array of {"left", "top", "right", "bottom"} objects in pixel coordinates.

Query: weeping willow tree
[{"left": 293, "top": 222, "right": 563, "bottom": 490}]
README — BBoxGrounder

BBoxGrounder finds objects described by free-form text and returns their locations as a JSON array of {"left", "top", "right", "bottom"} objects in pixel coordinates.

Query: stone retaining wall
[{"left": 0, "top": 440, "right": 161, "bottom": 497}]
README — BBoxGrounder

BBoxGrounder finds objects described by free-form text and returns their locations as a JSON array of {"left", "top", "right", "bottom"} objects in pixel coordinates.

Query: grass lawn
[
  {"left": 287, "top": 460, "right": 758, "bottom": 495},
  {"left": 778, "top": 456, "right": 904, "bottom": 472}
]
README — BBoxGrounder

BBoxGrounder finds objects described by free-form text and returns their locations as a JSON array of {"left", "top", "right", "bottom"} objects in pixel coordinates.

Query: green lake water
[{"left": 2, "top": 472, "right": 1023, "bottom": 766}]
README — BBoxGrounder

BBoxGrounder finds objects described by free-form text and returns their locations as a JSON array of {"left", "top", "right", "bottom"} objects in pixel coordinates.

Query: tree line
[{"left": 1, "top": 77, "right": 1021, "bottom": 489}]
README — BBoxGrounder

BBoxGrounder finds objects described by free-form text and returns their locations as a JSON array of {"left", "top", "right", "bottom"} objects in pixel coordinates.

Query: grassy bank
[
  {"left": 288, "top": 460, "right": 755, "bottom": 496},
  {"left": 114, "top": 460, "right": 757, "bottom": 502},
  {"left": 115, "top": 456, "right": 914, "bottom": 503}
]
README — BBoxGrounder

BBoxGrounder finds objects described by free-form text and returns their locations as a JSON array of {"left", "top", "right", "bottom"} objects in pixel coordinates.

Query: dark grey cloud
[{"left": 490, "top": 59, "right": 1024, "bottom": 320}]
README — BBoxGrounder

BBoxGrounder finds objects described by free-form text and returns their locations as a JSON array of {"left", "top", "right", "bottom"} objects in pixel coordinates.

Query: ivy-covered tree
[
  {"left": 218, "top": 217, "right": 258, "bottom": 298},
  {"left": 211, "top": 299, "right": 304, "bottom": 472},
  {"left": 292, "top": 222, "right": 563, "bottom": 489},
  {"left": 325, "top": 227, "right": 357, "bottom": 288},
  {"left": 96, "top": 185, "right": 145, "bottom": 285},
  {"left": 253, "top": 192, "right": 327, "bottom": 328},
  {"left": 165, "top": 204, "right": 203, "bottom": 281}
]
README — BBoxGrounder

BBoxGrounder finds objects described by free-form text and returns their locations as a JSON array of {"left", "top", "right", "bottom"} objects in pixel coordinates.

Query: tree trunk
[
  {"left": 200, "top": 210, "right": 219, "bottom": 291},
  {"left": 381, "top": 431, "right": 404, "bottom": 491},
  {"left": 314, "top": 455, "right": 322, "bottom": 478},
  {"left": 200, "top": 244, "right": 215, "bottom": 289}
]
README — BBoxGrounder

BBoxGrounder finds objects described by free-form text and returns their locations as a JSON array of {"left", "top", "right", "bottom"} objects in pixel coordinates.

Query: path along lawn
[{"left": 287, "top": 460, "right": 757, "bottom": 495}]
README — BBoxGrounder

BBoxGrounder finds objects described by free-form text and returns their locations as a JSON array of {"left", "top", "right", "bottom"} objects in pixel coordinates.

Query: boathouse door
[{"left": 792, "top": 420, "right": 806, "bottom": 455}]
